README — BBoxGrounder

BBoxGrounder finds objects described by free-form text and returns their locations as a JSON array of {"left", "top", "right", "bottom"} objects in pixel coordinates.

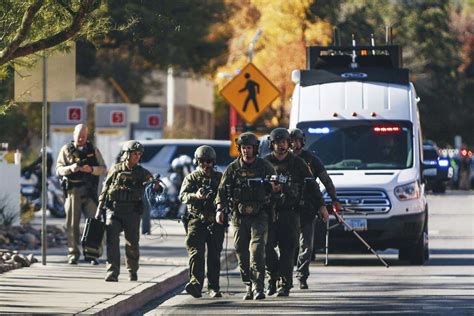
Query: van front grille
[{"left": 324, "top": 189, "right": 391, "bottom": 213}]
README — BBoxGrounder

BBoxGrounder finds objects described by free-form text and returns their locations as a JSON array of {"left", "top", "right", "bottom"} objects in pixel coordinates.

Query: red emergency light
[
  {"left": 461, "top": 149, "right": 472, "bottom": 158},
  {"left": 373, "top": 126, "right": 401, "bottom": 133}
]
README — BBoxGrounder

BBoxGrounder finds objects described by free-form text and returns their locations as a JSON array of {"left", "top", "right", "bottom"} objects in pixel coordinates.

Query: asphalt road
[{"left": 137, "top": 191, "right": 474, "bottom": 315}]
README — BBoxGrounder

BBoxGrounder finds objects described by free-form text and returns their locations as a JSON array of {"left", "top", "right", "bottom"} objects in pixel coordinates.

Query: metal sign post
[{"left": 41, "top": 51, "right": 48, "bottom": 265}]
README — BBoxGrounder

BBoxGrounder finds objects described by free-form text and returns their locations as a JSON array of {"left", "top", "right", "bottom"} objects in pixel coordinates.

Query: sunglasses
[{"left": 198, "top": 159, "right": 214, "bottom": 164}]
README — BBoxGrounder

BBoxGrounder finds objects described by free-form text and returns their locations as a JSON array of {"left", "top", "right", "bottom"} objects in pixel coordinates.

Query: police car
[{"left": 422, "top": 141, "right": 453, "bottom": 193}]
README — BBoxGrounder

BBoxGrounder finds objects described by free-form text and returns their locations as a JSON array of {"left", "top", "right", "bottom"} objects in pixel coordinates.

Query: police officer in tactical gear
[
  {"left": 215, "top": 132, "right": 278, "bottom": 300},
  {"left": 264, "top": 127, "right": 321, "bottom": 297},
  {"left": 56, "top": 124, "right": 107, "bottom": 265},
  {"left": 179, "top": 145, "right": 224, "bottom": 299},
  {"left": 290, "top": 128, "right": 341, "bottom": 289},
  {"left": 96, "top": 140, "right": 160, "bottom": 282}
]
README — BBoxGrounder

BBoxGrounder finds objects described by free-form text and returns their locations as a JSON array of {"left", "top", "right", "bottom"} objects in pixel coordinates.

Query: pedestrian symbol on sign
[
  {"left": 239, "top": 73, "right": 260, "bottom": 112},
  {"left": 219, "top": 63, "right": 279, "bottom": 124}
]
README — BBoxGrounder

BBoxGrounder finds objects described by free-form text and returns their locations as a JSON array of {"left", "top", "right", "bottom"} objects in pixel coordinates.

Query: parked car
[
  {"left": 422, "top": 141, "right": 453, "bottom": 193},
  {"left": 140, "top": 139, "right": 233, "bottom": 177}
]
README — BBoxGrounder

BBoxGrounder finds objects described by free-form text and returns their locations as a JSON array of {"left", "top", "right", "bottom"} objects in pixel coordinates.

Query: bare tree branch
[
  {"left": 0, "top": 0, "right": 101, "bottom": 66},
  {"left": 0, "top": 0, "right": 44, "bottom": 65}
]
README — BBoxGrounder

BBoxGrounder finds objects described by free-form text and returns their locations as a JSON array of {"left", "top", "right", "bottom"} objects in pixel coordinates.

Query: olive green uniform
[
  {"left": 264, "top": 152, "right": 315, "bottom": 291},
  {"left": 98, "top": 161, "right": 153, "bottom": 279},
  {"left": 56, "top": 141, "right": 107, "bottom": 261},
  {"left": 215, "top": 157, "right": 276, "bottom": 292},
  {"left": 179, "top": 169, "right": 224, "bottom": 293},
  {"left": 295, "top": 149, "right": 330, "bottom": 283}
]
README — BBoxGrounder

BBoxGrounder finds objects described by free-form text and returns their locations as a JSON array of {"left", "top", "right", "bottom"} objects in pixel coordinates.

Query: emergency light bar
[
  {"left": 373, "top": 126, "right": 401, "bottom": 133},
  {"left": 308, "top": 127, "right": 331, "bottom": 134},
  {"left": 438, "top": 159, "right": 449, "bottom": 167}
]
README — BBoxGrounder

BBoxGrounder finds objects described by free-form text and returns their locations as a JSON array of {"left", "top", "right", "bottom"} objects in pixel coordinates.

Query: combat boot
[
  {"left": 129, "top": 272, "right": 138, "bottom": 281},
  {"left": 185, "top": 282, "right": 202, "bottom": 298},
  {"left": 208, "top": 289, "right": 223, "bottom": 298},
  {"left": 266, "top": 280, "right": 277, "bottom": 296},
  {"left": 105, "top": 273, "right": 118, "bottom": 282},
  {"left": 276, "top": 287, "right": 290, "bottom": 297},
  {"left": 253, "top": 290, "right": 266, "bottom": 300},
  {"left": 299, "top": 279, "right": 308, "bottom": 289},
  {"left": 243, "top": 286, "right": 253, "bottom": 300}
]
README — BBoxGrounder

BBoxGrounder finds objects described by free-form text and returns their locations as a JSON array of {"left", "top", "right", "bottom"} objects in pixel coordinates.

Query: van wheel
[
  {"left": 408, "top": 231, "right": 427, "bottom": 265},
  {"left": 400, "top": 218, "right": 429, "bottom": 265}
]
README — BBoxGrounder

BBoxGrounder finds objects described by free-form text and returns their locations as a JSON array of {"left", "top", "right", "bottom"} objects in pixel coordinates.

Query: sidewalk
[{"left": 0, "top": 219, "right": 236, "bottom": 315}]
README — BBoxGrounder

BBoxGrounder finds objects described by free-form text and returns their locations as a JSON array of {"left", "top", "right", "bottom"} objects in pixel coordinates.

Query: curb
[
  {"left": 84, "top": 266, "right": 189, "bottom": 316},
  {"left": 83, "top": 249, "right": 237, "bottom": 316}
]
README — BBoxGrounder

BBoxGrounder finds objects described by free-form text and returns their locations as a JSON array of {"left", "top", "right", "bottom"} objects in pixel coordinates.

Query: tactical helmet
[
  {"left": 194, "top": 145, "right": 216, "bottom": 162},
  {"left": 289, "top": 128, "right": 305, "bottom": 146},
  {"left": 268, "top": 128, "right": 290, "bottom": 149},
  {"left": 236, "top": 132, "right": 259, "bottom": 154},
  {"left": 122, "top": 140, "right": 144, "bottom": 153}
]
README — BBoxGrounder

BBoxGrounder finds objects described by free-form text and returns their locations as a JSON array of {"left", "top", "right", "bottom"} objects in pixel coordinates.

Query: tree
[
  {"left": 0, "top": 0, "right": 110, "bottom": 70},
  {"left": 0, "top": 0, "right": 112, "bottom": 114},
  {"left": 76, "top": 0, "right": 230, "bottom": 103},
  {"left": 216, "top": 0, "right": 332, "bottom": 130},
  {"left": 393, "top": 0, "right": 464, "bottom": 146}
]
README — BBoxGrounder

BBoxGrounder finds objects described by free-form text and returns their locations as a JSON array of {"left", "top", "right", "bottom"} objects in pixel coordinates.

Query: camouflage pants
[
  {"left": 232, "top": 211, "right": 268, "bottom": 292},
  {"left": 105, "top": 210, "right": 141, "bottom": 278},
  {"left": 266, "top": 210, "right": 300, "bottom": 290},
  {"left": 186, "top": 218, "right": 225, "bottom": 291},
  {"left": 296, "top": 215, "right": 316, "bottom": 281},
  {"left": 65, "top": 186, "right": 97, "bottom": 261}
]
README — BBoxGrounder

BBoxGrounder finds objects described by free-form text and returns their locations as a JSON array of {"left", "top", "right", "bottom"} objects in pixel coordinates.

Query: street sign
[
  {"left": 111, "top": 111, "right": 125, "bottom": 125},
  {"left": 220, "top": 63, "right": 280, "bottom": 124},
  {"left": 147, "top": 114, "right": 161, "bottom": 128},
  {"left": 67, "top": 107, "right": 82, "bottom": 123}
]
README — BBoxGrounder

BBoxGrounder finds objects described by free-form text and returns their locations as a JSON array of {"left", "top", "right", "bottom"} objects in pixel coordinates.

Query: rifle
[{"left": 245, "top": 174, "right": 291, "bottom": 186}]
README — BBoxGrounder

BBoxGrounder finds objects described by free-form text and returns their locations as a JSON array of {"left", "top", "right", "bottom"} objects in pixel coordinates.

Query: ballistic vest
[
  {"left": 107, "top": 162, "right": 149, "bottom": 204},
  {"left": 65, "top": 141, "right": 99, "bottom": 183},
  {"left": 265, "top": 152, "right": 302, "bottom": 208}
]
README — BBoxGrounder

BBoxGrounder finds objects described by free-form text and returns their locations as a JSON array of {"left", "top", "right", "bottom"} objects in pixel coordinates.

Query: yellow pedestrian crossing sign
[{"left": 220, "top": 63, "right": 280, "bottom": 124}]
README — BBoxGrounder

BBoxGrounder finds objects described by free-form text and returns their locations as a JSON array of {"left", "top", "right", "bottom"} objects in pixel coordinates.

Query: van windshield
[{"left": 297, "top": 120, "right": 413, "bottom": 170}]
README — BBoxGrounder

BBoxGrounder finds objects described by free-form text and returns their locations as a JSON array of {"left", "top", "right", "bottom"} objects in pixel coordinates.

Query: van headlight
[{"left": 394, "top": 181, "right": 420, "bottom": 200}]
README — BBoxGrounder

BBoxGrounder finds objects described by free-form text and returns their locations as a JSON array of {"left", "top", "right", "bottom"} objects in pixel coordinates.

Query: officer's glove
[{"left": 333, "top": 200, "right": 343, "bottom": 213}]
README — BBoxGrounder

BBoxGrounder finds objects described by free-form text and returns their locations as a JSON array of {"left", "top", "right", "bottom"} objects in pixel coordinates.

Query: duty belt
[{"left": 69, "top": 180, "right": 85, "bottom": 188}]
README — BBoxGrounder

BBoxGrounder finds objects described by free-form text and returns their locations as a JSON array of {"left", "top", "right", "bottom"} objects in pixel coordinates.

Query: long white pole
[{"left": 41, "top": 51, "right": 48, "bottom": 265}]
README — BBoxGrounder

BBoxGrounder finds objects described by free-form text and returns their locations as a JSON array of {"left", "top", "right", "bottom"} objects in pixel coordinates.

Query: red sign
[
  {"left": 147, "top": 114, "right": 161, "bottom": 128},
  {"left": 110, "top": 111, "right": 125, "bottom": 125},
  {"left": 67, "top": 107, "right": 82, "bottom": 122}
]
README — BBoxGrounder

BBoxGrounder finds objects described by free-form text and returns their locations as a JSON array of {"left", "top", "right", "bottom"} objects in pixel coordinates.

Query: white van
[{"left": 289, "top": 45, "right": 429, "bottom": 264}]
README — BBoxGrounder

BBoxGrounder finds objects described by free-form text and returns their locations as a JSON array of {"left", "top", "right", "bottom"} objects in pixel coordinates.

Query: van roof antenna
[
  {"left": 385, "top": 26, "right": 393, "bottom": 45},
  {"left": 370, "top": 33, "right": 376, "bottom": 55},
  {"left": 333, "top": 27, "right": 341, "bottom": 47},
  {"left": 351, "top": 34, "right": 358, "bottom": 69}
]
